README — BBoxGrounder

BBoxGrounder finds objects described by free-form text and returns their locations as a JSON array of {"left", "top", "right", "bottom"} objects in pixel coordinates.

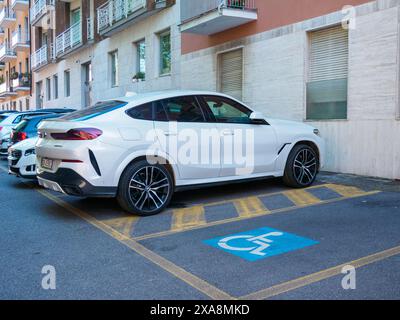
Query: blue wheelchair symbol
[{"left": 204, "top": 227, "right": 318, "bottom": 261}]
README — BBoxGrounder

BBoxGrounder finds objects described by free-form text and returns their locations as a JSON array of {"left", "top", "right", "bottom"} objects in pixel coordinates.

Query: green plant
[
  {"left": 132, "top": 71, "right": 145, "bottom": 81},
  {"left": 11, "top": 72, "right": 19, "bottom": 80}
]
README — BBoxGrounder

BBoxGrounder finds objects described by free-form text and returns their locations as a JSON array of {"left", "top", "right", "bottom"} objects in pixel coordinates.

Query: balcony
[
  {"left": 0, "top": 44, "right": 17, "bottom": 63},
  {"left": 0, "top": 8, "right": 16, "bottom": 29},
  {"left": 180, "top": 0, "right": 257, "bottom": 35},
  {"left": 55, "top": 21, "right": 82, "bottom": 58},
  {"left": 0, "top": 62, "right": 4, "bottom": 70},
  {"left": 11, "top": 30, "right": 30, "bottom": 52},
  {"left": 12, "top": 74, "right": 31, "bottom": 92},
  {"left": 0, "top": 83, "right": 17, "bottom": 97},
  {"left": 97, "top": 0, "right": 175, "bottom": 36},
  {"left": 11, "top": 0, "right": 29, "bottom": 12},
  {"left": 31, "top": 44, "right": 52, "bottom": 70},
  {"left": 30, "top": 0, "right": 55, "bottom": 27}
]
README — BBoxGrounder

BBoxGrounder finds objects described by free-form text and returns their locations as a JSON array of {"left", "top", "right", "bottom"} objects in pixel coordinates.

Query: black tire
[
  {"left": 117, "top": 160, "right": 174, "bottom": 216},
  {"left": 283, "top": 144, "right": 319, "bottom": 188}
]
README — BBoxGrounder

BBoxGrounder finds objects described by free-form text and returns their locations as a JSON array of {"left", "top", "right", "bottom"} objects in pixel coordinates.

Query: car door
[
  {"left": 154, "top": 95, "right": 220, "bottom": 180},
  {"left": 200, "top": 95, "right": 278, "bottom": 177}
]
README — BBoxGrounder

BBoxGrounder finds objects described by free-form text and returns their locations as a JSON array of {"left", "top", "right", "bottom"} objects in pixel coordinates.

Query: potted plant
[
  {"left": 132, "top": 71, "right": 145, "bottom": 82},
  {"left": 11, "top": 72, "right": 19, "bottom": 80}
]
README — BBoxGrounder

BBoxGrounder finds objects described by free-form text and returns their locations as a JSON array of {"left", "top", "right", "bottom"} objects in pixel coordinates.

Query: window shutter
[
  {"left": 309, "top": 26, "right": 348, "bottom": 82},
  {"left": 220, "top": 49, "right": 243, "bottom": 100}
]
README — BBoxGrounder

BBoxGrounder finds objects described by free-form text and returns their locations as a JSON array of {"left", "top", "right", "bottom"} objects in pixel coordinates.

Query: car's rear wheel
[
  {"left": 283, "top": 144, "right": 318, "bottom": 188},
  {"left": 117, "top": 160, "right": 173, "bottom": 216}
]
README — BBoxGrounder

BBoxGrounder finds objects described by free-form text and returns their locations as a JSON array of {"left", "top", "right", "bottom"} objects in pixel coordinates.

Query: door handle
[
  {"left": 221, "top": 129, "right": 234, "bottom": 136},
  {"left": 163, "top": 131, "right": 177, "bottom": 136}
]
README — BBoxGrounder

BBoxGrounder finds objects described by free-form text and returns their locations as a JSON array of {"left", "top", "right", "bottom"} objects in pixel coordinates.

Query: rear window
[
  {"left": 60, "top": 101, "right": 127, "bottom": 121},
  {"left": 0, "top": 115, "right": 7, "bottom": 122}
]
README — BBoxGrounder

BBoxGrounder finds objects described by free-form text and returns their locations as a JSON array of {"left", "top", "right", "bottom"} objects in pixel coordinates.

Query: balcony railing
[
  {"left": 0, "top": 43, "right": 16, "bottom": 59},
  {"left": 31, "top": 45, "right": 49, "bottom": 69},
  {"left": 97, "top": 0, "right": 146, "bottom": 33},
  {"left": 11, "top": 30, "right": 30, "bottom": 47},
  {"left": 12, "top": 74, "right": 31, "bottom": 90},
  {"left": 181, "top": 0, "right": 256, "bottom": 23},
  {"left": 55, "top": 21, "right": 82, "bottom": 57},
  {"left": 0, "top": 8, "right": 16, "bottom": 22},
  {"left": 30, "top": 0, "right": 54, "bottom": 23}
]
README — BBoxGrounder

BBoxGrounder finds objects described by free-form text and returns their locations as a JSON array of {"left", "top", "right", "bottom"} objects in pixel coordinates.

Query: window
[
  {"left": 202, "top": 96, "right": 251, "bottom": 124},
  {"left": 64, "top": 70, "right": 70, "bottom": 97},
  {"left": 159, "top": 30, "right": 171, "bottom": 75},
  {"left": 127, "top": 103, "right": 153, "bottom": 120},
  {"left": 136, "top": 40, "right": 146, "bottom": 78},
  {"left": 218, "top": 49, "right": 243, "bottom": 100},
  {"left": 61, "top": 100, "right": 127, "bottom": 121},
  {"left": 46, "top": 78, "right": 51, "bottom": 101},
  {"left": 307, "top": 25, "right": 348, "bottom": 120},
  {"left": 110, "top": 50, "right": 118, "bottom": 87},
  {"left": 161, "top": 96, "right": 205, "bottom": 122},
  {"left": 154, "top": 101, "right": 168, "bottom": 121},
  {"left": 25, "top": 98, "right": 30, "bottom": 110},
  {"left": 19, "top": 100, "right": 22, "bottom": 111},
  {"left": 53, "top": 75, "right": 58, "bottom": 99}
]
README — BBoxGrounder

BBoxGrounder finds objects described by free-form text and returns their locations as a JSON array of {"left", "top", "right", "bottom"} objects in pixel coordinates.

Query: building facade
[
  {"left": 179, "top": 0, "right": 400, "bottom": 180},
  {"left": 30, "top": 0, "right": 178, "bottom": 110},
  {"left": 0, "top": 0, "right": 31, "bottom": 111},
  {"left": 28, "top": 0, "right": 400, "bottom": 180}
]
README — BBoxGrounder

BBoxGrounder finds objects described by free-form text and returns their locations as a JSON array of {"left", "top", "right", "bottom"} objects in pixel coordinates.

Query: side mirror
[{"left": 249, "top": 112, "right": 268, "bottom": 125}]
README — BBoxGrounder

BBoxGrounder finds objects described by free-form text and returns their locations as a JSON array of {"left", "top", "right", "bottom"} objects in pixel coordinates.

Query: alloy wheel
[
  {"left": 128, "top": 166, "right": 170, "bottom": 213},
  {"left": 293, "top": 148, "right": 317, "bottom": 185}
]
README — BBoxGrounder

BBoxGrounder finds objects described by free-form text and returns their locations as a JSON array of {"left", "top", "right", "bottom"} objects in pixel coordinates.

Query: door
[
  {"left": 36, "top": 81, "right": 43, "bottom": 109},
  {"left": 154, "top": 96, "right": 220, "bottom": 180},
  {"left": 82, "top": 62, "right": 92, "bottom": 108},
  {"left": 201, "top": 95, "right": 278, "bottom": 177}
]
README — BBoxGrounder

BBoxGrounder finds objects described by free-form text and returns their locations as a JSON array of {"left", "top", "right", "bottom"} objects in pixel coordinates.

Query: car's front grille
[{"left": 10, "top": 149, "right": 22, "bottom": 165}]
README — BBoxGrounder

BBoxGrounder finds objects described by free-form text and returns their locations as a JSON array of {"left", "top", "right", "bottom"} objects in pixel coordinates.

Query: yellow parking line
[
  {"left": 325, "top": 184, "right": 367, "bottom": 197},
  {"left": 103, "top": 216, "right": 139, "bottom": 238},
  {"left": 36, "top": 188, "right": 234, "bottom": 300},
  {"left": 134, "top": 190, "right": 380, "bottom": 241},
  {"left": 234, "top": 197, "right": 270, "bottom": 218},
  {"left": 284, "top": 189, "right": 321, "bottom": 206},
  {"left": 171, "top": 206, "right": 206, "bottom": 231},
  {"left": 240, "top": 245, "right": 400, "bottom": 300}
]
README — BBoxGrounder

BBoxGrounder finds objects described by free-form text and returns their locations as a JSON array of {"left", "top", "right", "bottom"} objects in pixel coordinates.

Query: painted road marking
[
  {"left": 103, "top": 216, "right": 139, "bottom": 238},
  {"left": 172, "top": 206, "right": 206, "bottom": 231},
  {"left": 34, "top": 188, "right": 234, "bottom": 300},
  {"left": 133, "top": 189, "right": 380, "bottom": 241},
  {"left": 324, "top": 184, "right": 368, "bottom": 197},
  {"left": 284, "top": 189, "right": 321, "bottom": 206},
  {"left": 205, "top": 227, "right": 318, "bottom": 262},
  {"left": 240, "top": 245, "right": 400, "bottom": 300},
  {"left": 234, "top": 197, "right": 270, "bottom": 218}
]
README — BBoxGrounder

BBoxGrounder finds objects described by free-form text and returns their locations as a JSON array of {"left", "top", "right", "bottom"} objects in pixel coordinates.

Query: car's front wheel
[
  {"left": 283, "top": 144, "right": 319, "bottom": 188},
  {"left": 117, "top": 160, "right": 173, "bottom": 216}
]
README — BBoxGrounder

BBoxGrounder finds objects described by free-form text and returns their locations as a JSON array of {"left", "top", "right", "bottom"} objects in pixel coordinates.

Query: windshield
[
  {"left": 60, "top": 101, "right": 127, "bottom": 121},
  {"left": 0, "top": 115, "right": 7, "bottom": 123}
]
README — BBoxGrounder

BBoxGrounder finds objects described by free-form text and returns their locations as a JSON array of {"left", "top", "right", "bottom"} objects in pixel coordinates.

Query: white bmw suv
[{"left": 36, "top": 91, "right": 324, "bottom": 216}]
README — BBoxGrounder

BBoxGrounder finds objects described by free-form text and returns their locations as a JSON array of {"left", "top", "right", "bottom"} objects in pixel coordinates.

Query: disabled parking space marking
[
  {"left": 103, "top": 216, "right": 140, "bottom": 238},
  {"left": 283, "top": 189, "right": 321, "bottom": 206},
  {"left": 171, "top": 206, "right": 206, "bottom": 231},
  {"left": 204, "top": 227, "right": 318, "bottom": 262},
  {"left": 234, "top": 197, "right": 270, "bottom": 218}
]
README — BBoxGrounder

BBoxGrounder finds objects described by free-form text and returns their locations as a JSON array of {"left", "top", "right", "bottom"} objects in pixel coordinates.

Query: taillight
[
  {"left": 12, "top": 131, "right": 27, "bottom": 141},
  {"left": 0, "top": 126, "right": 3, "bottom": 131},
  {"left": 51, "top": 128, "right": 103, "bottom": 140}
]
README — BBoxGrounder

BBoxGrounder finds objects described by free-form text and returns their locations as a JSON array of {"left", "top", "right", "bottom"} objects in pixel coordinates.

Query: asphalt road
[{"left": 0, "top": 160, "right": 399, "bottom": 300}]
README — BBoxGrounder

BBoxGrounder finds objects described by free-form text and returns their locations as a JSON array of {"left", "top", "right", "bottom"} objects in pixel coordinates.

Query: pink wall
[{"left": 182, "top": 0, "right": 372, "bottom": 54}]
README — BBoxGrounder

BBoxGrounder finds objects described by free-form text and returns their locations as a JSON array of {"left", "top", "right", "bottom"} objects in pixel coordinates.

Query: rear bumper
[{"left": 37, "top": 168, "right": 117, "bottom": 198}]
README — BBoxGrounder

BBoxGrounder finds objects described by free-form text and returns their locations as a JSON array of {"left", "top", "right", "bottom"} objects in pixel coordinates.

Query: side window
[
  {"left": 12, "top": 115, "right": 22, "bottom": 124},
  {"left": 127, "top": 103, "right": 153, "bottom": 120},
  {"left": 162, "top": 96, "right": 205, "bottom": 122},
  {"left": 203, "top": 96, "right": 251, "bottom": 124},
  {"left": 154, "top": 101, "right": 168, "bottom": 122}
]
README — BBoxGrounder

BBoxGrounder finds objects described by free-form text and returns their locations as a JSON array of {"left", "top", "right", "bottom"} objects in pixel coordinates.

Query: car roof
[{"left": 112, "top": 90, "right": 236, "bottom": 104}]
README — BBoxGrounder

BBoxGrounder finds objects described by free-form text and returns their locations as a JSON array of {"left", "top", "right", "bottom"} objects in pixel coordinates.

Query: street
[{"left": 1, "top": 161, "right": 399, "bottom": 300}]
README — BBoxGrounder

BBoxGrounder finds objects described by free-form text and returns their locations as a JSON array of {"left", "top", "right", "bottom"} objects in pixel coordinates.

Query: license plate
[{"left": 41, "top": 158, "right": 54, "bottom": 170}]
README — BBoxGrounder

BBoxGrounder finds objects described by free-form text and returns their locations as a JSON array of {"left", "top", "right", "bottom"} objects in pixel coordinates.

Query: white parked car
[
  {"left": 8, "top": 137, "right": 37, "bottom": 178},
  {"left": 36, "top": 91, "right": 324, "bottom": 216}
]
